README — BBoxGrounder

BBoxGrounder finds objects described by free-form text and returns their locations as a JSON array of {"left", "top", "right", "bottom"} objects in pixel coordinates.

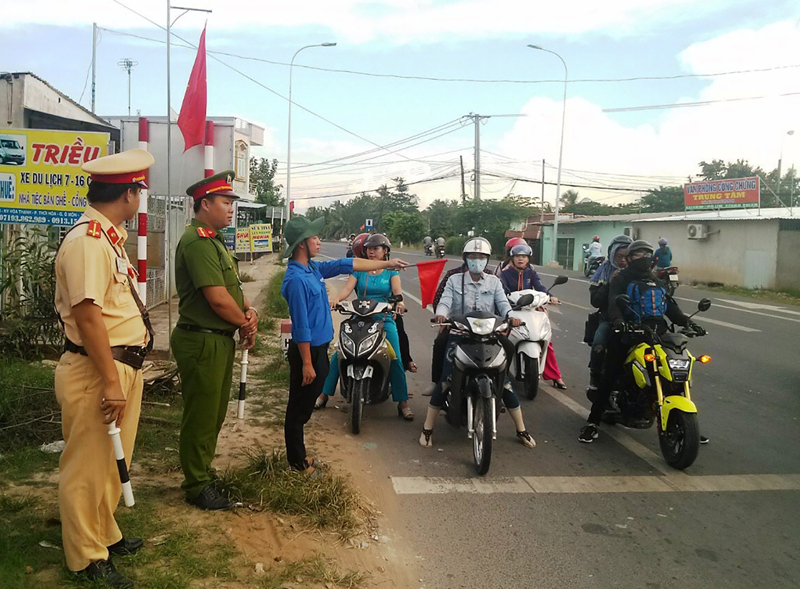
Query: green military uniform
[{"left": 171, "top": 171, "right": 244, "bottom": 500}]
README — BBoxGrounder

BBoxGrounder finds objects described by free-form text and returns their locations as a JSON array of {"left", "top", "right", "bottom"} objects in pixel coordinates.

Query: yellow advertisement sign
[
  {"left": 249, "top": 223, "right": 272, "bottom": 253},
  {"left": 235, "top": 227, "right": 251, "bottom": 253},
  {"left": 0, "top": 129, "right": 109, "bottom": 226}
]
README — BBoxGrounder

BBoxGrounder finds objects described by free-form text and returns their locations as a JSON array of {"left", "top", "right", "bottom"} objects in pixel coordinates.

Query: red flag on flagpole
[
  {"left": 417, "top": 259, "right": 448, "bottom": 309},
  {"left": 177, "top": 25, "right": 207, "bottom": 152}
]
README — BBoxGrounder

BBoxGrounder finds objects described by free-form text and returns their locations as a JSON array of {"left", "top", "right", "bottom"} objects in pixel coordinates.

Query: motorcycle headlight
[
  {"left": 357, "top": 332, "right": 380, "bottom": 356},
  {"left": 667, "top": 358, "right": 691, "bottom": 370},
  {"left": 341, "top": 333, "right": 356, "bottom": 356},
  {"left": 467, "top": 317, "right": 496, "bottom": 335}
]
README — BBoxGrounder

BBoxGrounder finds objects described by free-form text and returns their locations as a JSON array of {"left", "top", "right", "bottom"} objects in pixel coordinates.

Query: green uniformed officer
[{"left": 171, "top": 170, "right": 258, "bottom": 510}]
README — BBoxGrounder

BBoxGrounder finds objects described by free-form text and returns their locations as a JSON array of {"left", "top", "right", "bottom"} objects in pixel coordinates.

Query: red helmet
[
  {"left": 351, "top": 232, "right": 370, "bottom": 258},
  {"left": 504, "top": 237, "right": 526, "bottom": 252},
  {"left": 593, "top": 235, "right": 600, "bottom": 242}
]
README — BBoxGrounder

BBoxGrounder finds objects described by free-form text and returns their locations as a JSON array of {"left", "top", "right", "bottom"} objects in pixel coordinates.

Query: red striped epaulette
[
  {"left": 196, "top": 227, "right": 216, "bottom": 238},
  {"left": 87, "top": 220, "right": 102, "bottom": 238}
]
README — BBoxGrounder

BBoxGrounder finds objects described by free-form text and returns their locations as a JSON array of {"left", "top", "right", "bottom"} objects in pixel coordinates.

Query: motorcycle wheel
[
  {"left": 350, "top": 378, "right": 368, "bottom": 435},
  {"left": 524, "top": 357, "right": 539, "bottom": 400},
  {"left": 665, "top": 281, "right": 676, "bottom": 297},
  {"left": 659, "top": 411, "right": 699, "bottom": 470},
  {"left": 473, "top": 396, "right": 494, "bottom": 475}
]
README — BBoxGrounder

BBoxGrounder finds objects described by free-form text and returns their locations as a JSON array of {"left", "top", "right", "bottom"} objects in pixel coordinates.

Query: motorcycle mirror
[
  {"left": 615, "top": 294, "right": 631, "bottom": 310},
  {"left": 697, "top": 298, "right": 711, "bottom": 312},
  {"left": 553, "top": 275, "right": 568, "bottom": 286},
  {"left": 515, "top": 293, "right": 535, "bottom": 309}
]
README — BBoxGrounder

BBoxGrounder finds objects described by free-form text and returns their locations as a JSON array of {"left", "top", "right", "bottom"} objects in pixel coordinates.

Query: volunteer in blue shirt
[{"left": 281, "top": 216, "right": 407, "bottom": 475}]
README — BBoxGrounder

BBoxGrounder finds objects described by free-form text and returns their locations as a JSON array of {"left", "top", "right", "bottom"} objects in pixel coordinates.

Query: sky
[{"left": 2, "top": 0, "right": 799, "bottom": 213}]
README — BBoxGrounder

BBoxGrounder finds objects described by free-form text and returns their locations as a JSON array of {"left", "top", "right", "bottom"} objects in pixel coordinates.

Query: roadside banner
[
  {"left": 249, "top": 223, "right": 272, "bottom": 253},
  {"left": 684, "top": 177, "right": 759, "bottom": 210},
  {"left": 221, "top": 226, "right": 236, "bottom": 251},
  {"left": 235, "top": 227, "right": 251, "bottom": 253},
  {"left": 0, "top": 129, "right": 108, "bottom": 225}
]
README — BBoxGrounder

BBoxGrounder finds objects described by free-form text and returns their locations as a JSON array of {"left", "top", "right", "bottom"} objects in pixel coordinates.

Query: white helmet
[{"left": 462, "top": 237, "right": 492, "bottom": 258}]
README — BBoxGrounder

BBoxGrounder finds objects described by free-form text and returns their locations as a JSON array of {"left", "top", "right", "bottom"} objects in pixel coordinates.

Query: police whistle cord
[
  {"left": 237, "top": 349, "right": 249, "bottom": 420},
  {"left": 108, "top": 422, "right": 135, "bottom": 507}
]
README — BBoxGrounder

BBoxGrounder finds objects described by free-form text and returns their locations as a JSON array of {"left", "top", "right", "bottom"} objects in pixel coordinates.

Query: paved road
[{"left": 319, "top": 242, "right": 800, "bottom": 589}]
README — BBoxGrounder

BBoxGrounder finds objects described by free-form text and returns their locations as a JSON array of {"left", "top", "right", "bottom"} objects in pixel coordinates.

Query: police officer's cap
[
  {"left": 186, "top": 170, "right": 241, "bottom": 201},
  {"left": 82, "top": 148, "right": 155, "bottom": 188}
]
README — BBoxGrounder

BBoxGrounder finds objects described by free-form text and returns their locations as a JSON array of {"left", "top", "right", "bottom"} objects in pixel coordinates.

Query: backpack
[{"left": 625, "top": 280, "right": 667, "bottom": 321}]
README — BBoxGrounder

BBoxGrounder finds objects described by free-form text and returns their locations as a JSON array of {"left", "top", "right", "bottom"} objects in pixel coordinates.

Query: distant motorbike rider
[
  {"left": 435, "top": 236, "right": 446, "bottom": 248},
  {"left": 494, "top": 237, "right": 527, "bottom": 275},
  {"left": 587, "top": 235, "right": 632, "bottom": 390},
  {"left": 423, "top": 235, "right": 433, "bottom": 254},
  {"left": 578, "top": 239, "right": 705, "bottom": 443},
  {"left": 585, "top": 235, "right": 603, "bottom": 265},
  {"left": 420, "top": 237, "right": 535, "bottom": 449},
  {"left": 652, "top": 237, "right": 673, "bottom": 269}
]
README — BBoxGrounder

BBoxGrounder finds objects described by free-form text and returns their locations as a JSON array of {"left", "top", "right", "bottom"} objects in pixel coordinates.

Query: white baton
[
  {"left": 237, "top": 349, "right": 249, "bottom": 420},
  {"left": 108, "top": 422, "right": 135, "bottom": 507}
]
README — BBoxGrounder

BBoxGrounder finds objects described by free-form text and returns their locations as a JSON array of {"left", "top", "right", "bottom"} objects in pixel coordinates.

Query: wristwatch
[{"left": 246, "top": 307, "right": 259, "bottom": 316}]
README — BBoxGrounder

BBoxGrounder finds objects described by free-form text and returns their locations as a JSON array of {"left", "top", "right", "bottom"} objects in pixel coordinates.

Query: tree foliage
[{"left": 250, "top": 157, "right": 284, "bottom": 206}]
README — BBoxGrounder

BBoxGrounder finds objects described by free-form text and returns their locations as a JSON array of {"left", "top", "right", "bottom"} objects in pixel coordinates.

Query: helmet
[
  {"left": 504, "top": 237, "right": 526, "bottom": 252},
  {"left": 351, "top": 232, "right": 371, "bottom": 258},
  {"left": 362, "top": 233, "right": 391, "bottom": 258},
  {"left": 592, "top": 235, "right": 600, "bottom": 242},
  {"left": 607, "top": 234, "right": 632, "bottom": 257},
  {"left": 658, "top": 237, "right": 668, "bottom": 246},
  {"left": 627, "top": 239, "right": 654, "bottom": 258},
  {"left": 462, "top": 237, "right": 492, "bottom": 258},
  {"left": 349, "top": 233, "right": 356, "bottom": 239},
  {"left": 510, "top": 244, "right": 533, "bottom": 258}
]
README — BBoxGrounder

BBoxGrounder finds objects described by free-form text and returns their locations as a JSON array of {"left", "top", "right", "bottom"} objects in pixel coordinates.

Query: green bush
[
  {"left": 445, "top": 236, "right": 467, "bottom": 255},
  {"left": 264, "top": 270, "right": 289, "bottom": 318}
]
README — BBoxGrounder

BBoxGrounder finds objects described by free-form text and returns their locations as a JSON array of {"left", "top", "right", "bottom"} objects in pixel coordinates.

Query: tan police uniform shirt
[{"left": 55, "top": 206, "right": 148, "bottom": 349}]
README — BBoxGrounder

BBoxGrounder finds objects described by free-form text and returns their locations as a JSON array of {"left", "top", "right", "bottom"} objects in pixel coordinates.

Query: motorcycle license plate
[{"left": 669, "top": 274, "right": 679, "bottom": 282}]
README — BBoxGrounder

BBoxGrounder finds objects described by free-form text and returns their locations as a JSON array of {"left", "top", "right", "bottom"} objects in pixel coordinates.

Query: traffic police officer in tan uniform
[
  {"left": 172, "top": 170, "right": 257, "bottom": 510},
  {"left": 55, "top": 148, "right": 155, "bottom": 588}
]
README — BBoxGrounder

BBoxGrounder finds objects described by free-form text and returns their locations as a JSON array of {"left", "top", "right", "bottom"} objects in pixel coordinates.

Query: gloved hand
[
  {"left": 613, "top": 319, "right": 628, "bottom": 334},
  {"left": 689, "top": 322, "right": 706, "bottom": 336}
]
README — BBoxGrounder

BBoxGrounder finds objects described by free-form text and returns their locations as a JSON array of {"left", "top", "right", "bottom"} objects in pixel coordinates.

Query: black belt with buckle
[
  {"left": 64, "top": 340, "right": 147, "bottom": 370},
  {"left": 176, "top": 324, "right": 237, "bottom": 338}
]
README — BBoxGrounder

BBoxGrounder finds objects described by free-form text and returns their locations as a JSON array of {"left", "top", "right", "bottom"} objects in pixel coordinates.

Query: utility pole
[
  {"left": 540, "top": 159, "right": 545, "bottom": 221},
  {"left": 459, "top": 155, "right": 466, "bottom": 203},
  {"left": 117, "top": 58, "right": 139, "bottom": 116},
  {"left": 463, "top": 112, "right": 524, "bottom": 202},
  {"left": 91, "top": 23, "right": 97, "bottom": 113}
]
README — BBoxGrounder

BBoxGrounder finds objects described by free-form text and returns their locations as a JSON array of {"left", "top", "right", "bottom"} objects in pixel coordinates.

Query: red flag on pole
[
  {"left": 177, "top": 25, "right": 207, "bottom": 152},
  {"left": 417, "top": 259, "right": 448, "bottom": 309}
]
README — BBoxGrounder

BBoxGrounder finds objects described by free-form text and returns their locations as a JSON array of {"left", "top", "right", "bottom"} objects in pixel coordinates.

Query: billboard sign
[
  {"left": 0, "top": 129, "right": 108, "bottom": 225},
  {"left": 684, "top": 177, "right": 759, "bottom": 210},
  {"left": 249, "top": 223, "right": 272, "bottom": 253},
  {"left": 235, "top": 227, "right": 251, "bottom": 253}
]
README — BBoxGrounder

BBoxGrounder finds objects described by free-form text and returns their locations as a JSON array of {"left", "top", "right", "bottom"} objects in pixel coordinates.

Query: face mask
[
  {"left": 629, "top": 257, "right": 651, "bottom": 272},
  {"left": 466, "top": 258, "right": 488, "bottom": 274}
]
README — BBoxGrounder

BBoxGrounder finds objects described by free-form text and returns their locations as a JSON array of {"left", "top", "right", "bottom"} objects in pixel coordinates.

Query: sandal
[
  {"left": 398, "top": 403, "right": 414, "bottom": 421},
  {"left": 552, "top": 380, "right": 568, "bottom": 390},
  {"left": 516, "top": 430, "right": 536, "bottom": 448},
  {"left": 419, "top": 428, "right": 433, "bottom": 448},
  {"left": 407, "top": 362, "right": 418, "bottom": 373},
  {"left": 314, "top": 395, "right": 328, "bottom": 410}
]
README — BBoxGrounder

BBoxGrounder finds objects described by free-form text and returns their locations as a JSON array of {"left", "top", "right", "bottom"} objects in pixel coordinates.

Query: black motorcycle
[
  {"left": 433, "top": 304, "right": 529, "bottom": 475},
  {"left": 435, "top": 244, "right": 446, "bottom": 259},
  {"left": 334, "top": 296, "right": 401, "bottom": 434},
  {"left": 424, "top": 243, "right": 433, "bottom": 256}
]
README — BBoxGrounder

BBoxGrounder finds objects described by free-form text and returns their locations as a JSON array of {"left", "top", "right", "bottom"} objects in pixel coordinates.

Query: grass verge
[
  {"left": 263, "top": 270, "right": 289, "bottom": 318},
  {"left": 697, "top": 283, "right": 800, "bottom": 306},
  {"left": 0, "top": 360, "right": 60, "bottom": 452},
  {"left": 257, "top": 554, "right": 367, "bottom": 589}
]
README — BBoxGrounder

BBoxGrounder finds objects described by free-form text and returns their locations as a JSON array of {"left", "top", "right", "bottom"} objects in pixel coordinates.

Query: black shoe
[
  {"left": 700, "top": 435, "right": 709, "bottom": 445},
  {"left": 186, "top": 484, "right": 234, "bottom": 511},
  {"left": 77, "top": 559, "right": 133, "bottom": 589},
  {"left": 578, "top": 424, "right": 599, "bottom": 443},
  {"left": 108, "top": 537, "right": 144, "bottom": 556}
]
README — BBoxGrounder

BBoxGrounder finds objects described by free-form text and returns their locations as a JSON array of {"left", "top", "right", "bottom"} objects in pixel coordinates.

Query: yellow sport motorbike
[{"left": 602, "top": 296, "right": 712, "bottom": 470}]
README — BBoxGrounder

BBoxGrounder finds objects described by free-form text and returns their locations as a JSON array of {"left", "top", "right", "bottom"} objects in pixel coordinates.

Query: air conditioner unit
[{"left": 687, "top": 223, "right": 709, "bottom": 240}]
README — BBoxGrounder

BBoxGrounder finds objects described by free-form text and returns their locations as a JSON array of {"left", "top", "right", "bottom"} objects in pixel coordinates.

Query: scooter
[
  {"left": 655, "top": 266, "right": 680, "bottom": 296},
  {"left": 507, "top": 276, "right": 569, "bottom": 400},
  {"left": 333, "top": 295, "right": 401, "bottom": 434},
  {"left": 432, "top": 310, "right": 514, "bottom": 475},
  {"left": 435, "top": 244, "right": 446, "bottom": 259},
  {"left": 584, "top": 255, "right": 604, "bottom": 278},
  {"left": 424, "top": 243, "right": 433, "bottom": 256},
  {"left": 601, "top": 295, "right": 712, "bottom": 470}
]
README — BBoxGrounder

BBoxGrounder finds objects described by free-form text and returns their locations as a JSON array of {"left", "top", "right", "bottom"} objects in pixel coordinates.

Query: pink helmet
[
  {"left": 351, "top": 233, "right": 371, "bottom": 259},
  {"left": 504, "top": 237, "right": 526, "bottom": 253}
]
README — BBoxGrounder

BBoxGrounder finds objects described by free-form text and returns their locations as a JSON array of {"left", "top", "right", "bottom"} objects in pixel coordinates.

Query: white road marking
[
  {"left": 391, "top": 474, "right": 800, "bottom": 495},
  {"left": 537, "top": 271, "right": 590, "bottom": 285},
  {"left": 694, "top": 317, "right": 760, "bottom": 333},
  {"left": 675, "top": 296, "right": 800, "bottom": 324},
  {"left": 716, "top": 298, "right": 800, "bottom": 316},
  {"left": 560, "top": 300, "right": 592, "bottom": 311}
]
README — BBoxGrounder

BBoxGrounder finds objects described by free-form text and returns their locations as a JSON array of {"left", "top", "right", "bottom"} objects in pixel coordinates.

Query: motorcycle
[
  {"left": 655, "top": 266, "right": 680, "bottom": 296},
  {"left": 346, "top": 238, "right": 355, "bottom": 258},
  {"left": 435, "top": 244, "right": 446, "bottom": 259},
  {"left": 584, "top": 254, "right": 604, "bottom": 278},
  {"left": 507, "top": 276, "right": 568, "bottom": 400},
  {"left": 432, "top": 310, "right": 515, "bottom": 475},
  {"left": 598, "top": 295, "right": 712, "bottom": 470},
  {"left": 333, "top": 295, "right": 402, "bottom": 434}
]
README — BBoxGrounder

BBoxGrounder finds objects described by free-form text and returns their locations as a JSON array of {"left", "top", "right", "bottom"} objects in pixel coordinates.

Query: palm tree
[{"left": 559, "top": 189, "right": 580, "bottom": 209}]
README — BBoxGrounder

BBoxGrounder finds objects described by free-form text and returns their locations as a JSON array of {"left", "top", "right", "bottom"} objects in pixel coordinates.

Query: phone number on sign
[{"left": 0, "top": 210, "right": 81, "bottom": 225}]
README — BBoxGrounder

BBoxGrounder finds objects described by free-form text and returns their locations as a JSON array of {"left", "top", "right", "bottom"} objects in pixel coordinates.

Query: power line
[
  {"left": 604, "top": 91, "right": 800, "bottom": 113},
  {"left": 99, "top": 27, "right": 800, "bottom": 86}
]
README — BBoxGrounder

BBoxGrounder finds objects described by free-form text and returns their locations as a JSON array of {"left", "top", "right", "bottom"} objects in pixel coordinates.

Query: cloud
[
  {"left": 496, "top": 19, "right": 800, "bottom": 205},
  {"left": 2, "top": 0, "right": 726, "bottom": 44}
]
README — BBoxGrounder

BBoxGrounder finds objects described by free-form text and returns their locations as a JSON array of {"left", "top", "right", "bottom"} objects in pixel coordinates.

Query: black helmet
[
  {"left": 608, "top": 234, "right": 632, "bottom": 257},
  {"left": 627, "top": 239, "right": 654, "bottom": 258},
  {"left": 363, "top": 233, "right": 392, "bottom": 258}
]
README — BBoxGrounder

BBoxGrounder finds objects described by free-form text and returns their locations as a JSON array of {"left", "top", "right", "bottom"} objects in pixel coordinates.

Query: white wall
[{"left": 636, "top": 219, "right": 780, "bottom": 288}]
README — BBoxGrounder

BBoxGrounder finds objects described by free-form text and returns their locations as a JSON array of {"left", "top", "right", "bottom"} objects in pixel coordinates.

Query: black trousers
[
  {"left": 430, "top": 329, "right": 450, "bottom": 382},
  {"left": 285, "top": 341, "right": 329, "bottom": 470},
  {"left": 395, "top": 314, "right": 414, "bottom": 369},
  {"left": 588, "top": 333, "right": 627, "bottom": 425}
]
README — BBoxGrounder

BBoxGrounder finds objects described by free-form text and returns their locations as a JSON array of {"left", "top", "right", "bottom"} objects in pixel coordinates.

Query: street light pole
[
  {"left": 285, "top": 42, "right": 336, "bottom": 223},
  {"left": 528, "top": 44, "right": 567, "bottom": 267},
  {"left": 777, "top": 129, "right": 795, "bottom": 194}
]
